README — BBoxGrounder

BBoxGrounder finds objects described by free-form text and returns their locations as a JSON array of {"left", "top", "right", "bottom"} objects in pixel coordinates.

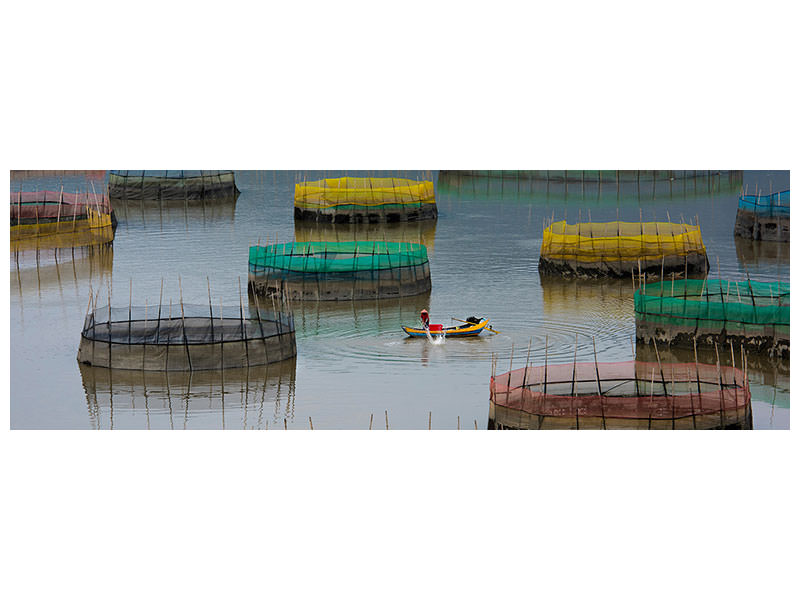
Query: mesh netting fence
[
  {"left": 78, "top": 303, "right": 296, "bottom": 371},
  {"left": 248, "top": 241, "right": 432, "bottom": 301},
  {"left": 108, "top": 170, "right": 239, "bottom": 203},
  {"left": 539, "top": 220, "right": 708, "bottom": 278},
  {"left": 635, "top": 279, "right": 789, "bottom": 357},
  {"left": 10, "top": 190, "right": 114, "bottom": 240},
  {"left": 294, "top": 176, "right": 437, "bottom": 223},
  {"left": 489, "top": 359, "right": 751, "bottom": 430},
  {"left": 734, "top": 190, "right": 790, "bottom": 242}
]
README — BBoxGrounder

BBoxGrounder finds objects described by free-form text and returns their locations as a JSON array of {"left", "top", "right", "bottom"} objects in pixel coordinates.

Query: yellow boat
[{"left": 402, "top": 317, "right": 489, "bottom": 338}]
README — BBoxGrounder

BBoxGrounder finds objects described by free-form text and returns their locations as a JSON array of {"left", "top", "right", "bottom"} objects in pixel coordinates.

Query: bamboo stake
[
  {"left": 651, "top": 338, "right": 668, "bottom": 395},
  {"left": 571, "top": 332, "right": 579, "bottom": 396},
  {"left": 714, "top": 342, "right": 726, "bottom": 427}
]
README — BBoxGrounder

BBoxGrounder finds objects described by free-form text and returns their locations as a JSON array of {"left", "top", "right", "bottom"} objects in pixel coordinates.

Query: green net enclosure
[
  {"left": 248, "top": 241, "right": 432, "bottom": 301},
  {"left": 294, "top": 176, "right": 437, "bottom": 223},
  {"left": 77, "top": 302, "right": 296, "bottom": 371},
  {"left": 489, "top": 359, "right": 751, "bottom": 430},
  {"left": 539, "top": 219, "right": 708, "bottom": 278},
  {"left": 734, "top": 190, "right": 790, "bottom": 242},
  {"left": 635, "top": 279, "right": 789, "bottom": 357},
  {"left": 108, "top": 170, "right": 239, "bottom": 203}
]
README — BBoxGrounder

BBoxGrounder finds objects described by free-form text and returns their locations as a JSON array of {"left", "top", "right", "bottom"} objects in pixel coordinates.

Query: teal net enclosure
[
  {"left": 248, "top": 241, "right": 432, "bottom": 301},
  {"left": 108, "top": 170, "right": 239, "bottom": 203},
  {"left": 78, "top": 302, "right": 296, "bottom": 371},
  {"left": 734, "top": 190, "right": 790, "bottom": 242},
  {"left": 634, "top": 279, "right": 789, "bottom": 358}
]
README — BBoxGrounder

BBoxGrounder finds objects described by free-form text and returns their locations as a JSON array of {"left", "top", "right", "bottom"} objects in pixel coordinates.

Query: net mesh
[
  {"left": 81, "top": 304, "right": 293, "bottom": 344},
  {"left": 108, "top": 171, "right": 238, "bottom": 202},
  {"left": 635, "top": 279, "right": 789, "bottom": 327},
  {"left": 78, "top": 303, "right": 296, "bottom": 371},
  {"left": 249, "top": 241, "right": 429, "bottom": 273},
  {"left": 738, "top": 190, "right": 790, "bottom": 217},
  {"left": 295, "top": 177, "right": 435, "bottom": 210},
  {"left": 10, "top": 191, "right": 114, "bottom": 241},
  {"left": 541, "top": 221, "right": 706, "bottom": 262},
  {"left": 490, "top": 360, "right": 750, "bottom": 420},
  {"left": 10, "top": 190, "right": 112, "bottom": 221}
]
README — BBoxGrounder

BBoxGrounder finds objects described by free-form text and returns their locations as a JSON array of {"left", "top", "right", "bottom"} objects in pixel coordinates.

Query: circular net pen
[
  {"left": 635, "top": 279, "right": 789, "bottom": 358},
  {"left": 539, "top": 219, "right": 708, "bottom": 278},
  {"left": 489, "top": 360, "right": 751, "bottom": 430},
  {"left": 734, "top": 190, "right": 789, "bottom": 242},
  {"left": 294, "top": 176, "right": 437, "bottom": 223},
  {"left": 108, "top": 170, "right": 239, "bottom": 203},
  {"left": 249, "top": 241, "right": 432, "bottom": 301},
  {"left": 10, "top": 190, "right": 115, "bottom": 241},
  {"left": 77, "top": 303, "right": 296, "bottom": 371}
]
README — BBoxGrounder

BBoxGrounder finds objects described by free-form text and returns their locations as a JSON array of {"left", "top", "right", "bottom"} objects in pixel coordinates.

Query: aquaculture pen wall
[
  {"left": 249, "top": 241, "right": 432, "bottom": 301},
  {"left": 77, "top": 304, "right": 296, "bottom": 371},
  {"left": 108, "top": 170, "right": 239, "bottom": 202},
  {"left": 539, "top": 220, "right": 708, "bottom": 278},
  {"left": 10, "top": 190, "right": 114, "bottom": 241},
  {"left": 489, "top": 360, "right": 751, "bottom": 430},
  {"left": 734, "top": 190, "right": 790, "bottom": 242},
  {"left": 294, "top": 177, "right": 437, "bottom": 223},
  {"left": 635, "top": 279, "right": 789, "bottom": 357}
]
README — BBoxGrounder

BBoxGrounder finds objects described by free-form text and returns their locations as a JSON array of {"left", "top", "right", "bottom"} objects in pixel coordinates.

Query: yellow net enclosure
[
  {"left": 294, "top": 176, "right": 437, "bottom": 223},
  {"left": 539, "top": 220, "right": 708, "bottom": 278}
]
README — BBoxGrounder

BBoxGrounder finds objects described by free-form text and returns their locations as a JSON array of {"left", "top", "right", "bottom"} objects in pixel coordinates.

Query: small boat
[{"left": 402, "top": 317, "right": 490, "bottom": 338}]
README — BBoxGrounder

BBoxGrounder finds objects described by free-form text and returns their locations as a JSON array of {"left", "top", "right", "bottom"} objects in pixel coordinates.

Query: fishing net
[
  {"left": 294, "top": 176, "right": 437, "bottom": 223},
  {"left": 489, "top": 360, "right": 751, "bottom": 430},
  {"left": 108, "top": 170, "right": 239, "bottom": 203},
  {"left": 248, "top": 241, "right": 432, "bottom": 301},
  {"left": 734, "top": 190, "right": 790, "bottom": 242},
  {"left": 539, "top": 220, "right": 708, "bottom": 278},
  {"left": 635, "top": 279, "right": 789, "bottom": 357},
  {"left": 78, "top": 303, "right": 296, "bottom": 371},
  {"left": 10, "top": 190, "right": 114, "bottom": 241}
]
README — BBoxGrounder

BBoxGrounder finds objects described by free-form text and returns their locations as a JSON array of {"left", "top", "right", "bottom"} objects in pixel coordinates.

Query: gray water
[{"left": 9, "top": 170, "right": 789, "bottom": 429}]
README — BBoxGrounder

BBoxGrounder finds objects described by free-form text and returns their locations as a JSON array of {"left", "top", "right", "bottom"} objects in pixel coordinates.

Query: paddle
[{"left": 451, "top": 317, "right": 502, "bottom": 334}]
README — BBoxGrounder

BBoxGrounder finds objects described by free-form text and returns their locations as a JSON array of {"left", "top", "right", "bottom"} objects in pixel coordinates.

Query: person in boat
[{"left": 420, "top": 309, "right": 430, "bottom": 330}]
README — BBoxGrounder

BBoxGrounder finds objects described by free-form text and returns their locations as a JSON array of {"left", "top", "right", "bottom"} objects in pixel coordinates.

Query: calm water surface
[{"left": 9, "top": 170, "right": 790, "bottom": 429}]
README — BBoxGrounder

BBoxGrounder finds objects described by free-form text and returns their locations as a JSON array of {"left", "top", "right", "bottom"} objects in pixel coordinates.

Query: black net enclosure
[{"left": 77, "top": 300, "right": 296, "bottom": 371}]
